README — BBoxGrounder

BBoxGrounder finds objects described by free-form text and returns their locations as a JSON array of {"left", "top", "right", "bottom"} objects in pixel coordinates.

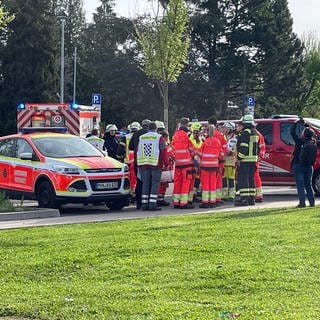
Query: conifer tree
[{"left": 0, "top": 0, "right": 58, "bottom": 134}]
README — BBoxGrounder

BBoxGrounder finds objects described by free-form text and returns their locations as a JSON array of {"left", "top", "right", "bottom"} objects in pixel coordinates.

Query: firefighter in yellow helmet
[{"left": 189, "top": 122, "right": 204, "bottom": 203}]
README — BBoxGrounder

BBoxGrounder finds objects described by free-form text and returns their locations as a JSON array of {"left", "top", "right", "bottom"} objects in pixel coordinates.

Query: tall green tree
[
  {"left": 171, "top": 0, "right": 306, "bottom": 120},
  {"left": 77, "top": 0, "right": 158, "bottom": 128},
  {"left": 251, "top": 0, "right": 307, "bottom": 116},
  {"left": 300, "top": 33, "right": 320, "bottom": 117},
  {"left": 135, "top": 0, "right": 190, "bottom": 129},
  {"left": 0, "top": 0, "right": 58, "bottom": 134}
]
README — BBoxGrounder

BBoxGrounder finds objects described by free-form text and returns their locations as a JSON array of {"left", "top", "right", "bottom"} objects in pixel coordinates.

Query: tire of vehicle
[
  {"left": 37, "top": 180, "right": 59, "bottom": 208},
  {"left": 312, "top": 169, "right": 320, "bottom": 196},
  {"left": 105, "top": 199, "right": 128, "bottom": 210}
]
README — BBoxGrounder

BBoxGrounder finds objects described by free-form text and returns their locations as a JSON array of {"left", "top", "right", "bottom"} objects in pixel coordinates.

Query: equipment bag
[{"left": 299, "top": 140, "right": 317, "bottom": 166}]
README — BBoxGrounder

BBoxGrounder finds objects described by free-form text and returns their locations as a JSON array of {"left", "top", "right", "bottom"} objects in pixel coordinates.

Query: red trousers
[
  {"left": 129, "top": 162, "right": 136, "bottom": 192},
  {"left": 200, "top": 169, "right": 217, "bottom": 204},
  {"left": 254, "top": 162, "right": 263, "bottom": 199},
  {"left": 173, "top": 166, "right": 193, "bottom": 206}
]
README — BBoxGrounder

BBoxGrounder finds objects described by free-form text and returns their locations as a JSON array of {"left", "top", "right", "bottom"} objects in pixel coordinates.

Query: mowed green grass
[{"left": 1, "top": 207, "right": 320, "bottom": 319}]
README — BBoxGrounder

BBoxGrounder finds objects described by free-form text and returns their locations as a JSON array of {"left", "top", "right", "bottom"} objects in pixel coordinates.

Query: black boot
[
  {"left": 234, "top": 198, "right": 249, "bottom": 206},
  {"left": 248, "top": 197, "right": 255, "bottom": 205}
]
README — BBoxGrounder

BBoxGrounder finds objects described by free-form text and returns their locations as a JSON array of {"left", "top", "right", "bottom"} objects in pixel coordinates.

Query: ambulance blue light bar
[
  {"left": 17, "top": 103, "right": 26, "bottom": 110},
  {"left": 19, "top": 127, "right": 68, "bottom": 134},
  {"left": 70, "top": 103, "right": 80, "bottom": 110}
]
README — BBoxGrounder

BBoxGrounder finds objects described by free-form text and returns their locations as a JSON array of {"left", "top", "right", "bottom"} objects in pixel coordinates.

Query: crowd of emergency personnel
[{"left": 85, "top": 114, "right": 266, "bottom": 211}]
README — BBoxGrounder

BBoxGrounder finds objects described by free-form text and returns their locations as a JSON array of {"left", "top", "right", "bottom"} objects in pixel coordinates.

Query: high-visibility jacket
[
  {"left": 200, "top": 136, "right": 221, "bottom": 168},
  {"left": 172, "top": 128, "right": 194, "bottom": 167},
  {"left": 189, "top": 134, "right": 203, "bottom": 150},
  {"left": 237, "top": 128, "right": 259, "bottom": 162},
  {"left": 214, "top": 130, "right": 227, "bottom": 161},
  {"left": 257, "top": 130, "right": 266, "bottom": 159},
  {"left": 224, "top": 134, "right": 237, "bottom": 167},
  {"left": 124, "top": 133, "right": 134, "bottom": 164},
  {"left": 137, "top": 132, "right": 161, "bottom": 166}
]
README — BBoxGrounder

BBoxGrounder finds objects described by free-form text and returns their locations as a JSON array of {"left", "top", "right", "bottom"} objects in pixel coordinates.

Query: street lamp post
[
  {"left": 73, "top": 47, "right": 77, "bottom": 103},
  {"left": 57, "top": 14, "right": 67, "bottom": 104}
]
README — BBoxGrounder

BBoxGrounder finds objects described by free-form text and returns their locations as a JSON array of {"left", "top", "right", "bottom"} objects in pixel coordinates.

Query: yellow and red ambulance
[{"left": 0, "top": 130, "right": 131, "bottom": 210}]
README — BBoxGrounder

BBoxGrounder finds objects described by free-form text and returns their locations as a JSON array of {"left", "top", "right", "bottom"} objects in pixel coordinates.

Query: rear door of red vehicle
[{"left": 256, "top": 119, "right": 298, "bottom": 185}]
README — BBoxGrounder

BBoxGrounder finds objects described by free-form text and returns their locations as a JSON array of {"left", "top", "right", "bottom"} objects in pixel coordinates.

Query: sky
[{"left": 83, "top": 0, "right": 320, "bottom": 39}]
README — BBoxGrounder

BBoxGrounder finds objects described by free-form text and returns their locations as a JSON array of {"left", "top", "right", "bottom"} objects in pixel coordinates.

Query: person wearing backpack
[{"left": 291, "top": 118, "right": 317, "bottom": 208}]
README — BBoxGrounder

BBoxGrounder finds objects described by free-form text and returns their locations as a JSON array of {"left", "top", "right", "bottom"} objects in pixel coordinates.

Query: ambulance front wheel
[
  {"left": 37, "top": 180, "right": 59, "bottom": 209},
  {"left": 312, "top": 169, "right": 320, "bottom": 197},
  {"left": 105, "top": 199, "right": 129, "bottom": 210}
]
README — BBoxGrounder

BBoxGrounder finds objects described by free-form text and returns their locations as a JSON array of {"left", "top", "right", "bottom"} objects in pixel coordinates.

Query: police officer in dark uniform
[{"left": 235, "top": 114, "right": 259, "bottom": 206}]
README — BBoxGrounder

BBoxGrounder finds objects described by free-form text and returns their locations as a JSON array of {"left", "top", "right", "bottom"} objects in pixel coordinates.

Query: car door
[
  {"left": 276, "top": 120, "right": 304, "bottom": 184},
  {"left": 0, "top": 138, "right": 15, "bottom": 190},
  {"left": 256, "top": 121, "right": 274, "bottom": 183},
  {"left": 10, "top": 138, "right": 38, "bottom": 192}
]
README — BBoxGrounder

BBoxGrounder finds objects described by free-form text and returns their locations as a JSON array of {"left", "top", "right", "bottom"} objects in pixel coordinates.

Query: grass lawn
[{"left": 0, "top": 206, "right": 320, "bottom": 319}]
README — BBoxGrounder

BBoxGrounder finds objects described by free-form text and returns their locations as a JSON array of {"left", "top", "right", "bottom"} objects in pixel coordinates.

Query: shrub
[{"left": 0, "top": 191, "right": 15, "bottom": 212}]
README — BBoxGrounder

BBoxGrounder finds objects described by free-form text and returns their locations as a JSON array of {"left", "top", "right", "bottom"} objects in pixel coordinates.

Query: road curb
[{"left": 0, "top": 208, "right": 60, "bottom": 221}]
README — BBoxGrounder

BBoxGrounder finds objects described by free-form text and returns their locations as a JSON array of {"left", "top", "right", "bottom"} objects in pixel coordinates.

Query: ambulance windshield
[{"left": 32, "top": 136, "right": 103, "bottom": 158}]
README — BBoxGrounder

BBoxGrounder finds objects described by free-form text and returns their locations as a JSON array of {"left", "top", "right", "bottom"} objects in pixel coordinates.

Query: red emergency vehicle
[
  {"left": 17, "top": 103, "right": 101, "bottom": 137},
  {"left": 0, "top": 131, "right": 131, "bottom": 209},
  {"left": 254, "top": 116, "right": 320, "bottom": 195}
]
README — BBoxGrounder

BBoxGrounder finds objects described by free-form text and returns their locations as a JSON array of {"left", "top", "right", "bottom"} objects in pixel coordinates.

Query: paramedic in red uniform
[
  {"left": 172, "top": 117, "right": 195, "bottom": 209},
  {"left": 199, "top": 125, "right": 221, "bottom": 208},
  {"left": 255, "top": 129, "right": 266, "bottom": 202},
  {"left": 157, "top": 130, "right": 172, "bottom": 206},
  {"left": 208, "top": 117, "right": 227, "bottom": 206}
]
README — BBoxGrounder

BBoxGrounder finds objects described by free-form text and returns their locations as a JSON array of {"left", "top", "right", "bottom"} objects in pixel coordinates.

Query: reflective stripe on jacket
[
  {"left": 200, "top": 136, "right": 221, "bottom": 168},
  {"left": 172, "top": 129, "right": 194, "bottom": 167},
  {"left": 237, "top": 128, "right": 259, "bottom": 162}
]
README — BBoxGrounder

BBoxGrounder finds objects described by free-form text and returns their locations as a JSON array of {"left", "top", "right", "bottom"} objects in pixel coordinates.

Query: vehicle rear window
[{"left": 256, "top": 123, "right": 272, "bottom": 145}]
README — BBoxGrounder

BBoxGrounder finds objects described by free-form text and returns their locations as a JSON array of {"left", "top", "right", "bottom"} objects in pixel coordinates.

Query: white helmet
[
  {"left": 105, "top": 124, "right": 118, "bottom": 132},
  {"left": 130, "top": 121, "right": 141, "bottom": 131},
  {"left": 223, "top": 121, "right": 235, "bottom": 131},
  {"left": 240, "top": 114, "right": 255, "bottom": 125},
  {"left": 155, "top": 120, "right": 165, "bottom": 129}
]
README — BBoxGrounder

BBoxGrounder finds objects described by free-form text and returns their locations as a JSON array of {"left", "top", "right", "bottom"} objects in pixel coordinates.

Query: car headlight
[
  {"left": 52, "top": 165, "right": 80, "bottom": 175},
  {"left": 124, "top": 164, "right": 129, "bottom": 172}
]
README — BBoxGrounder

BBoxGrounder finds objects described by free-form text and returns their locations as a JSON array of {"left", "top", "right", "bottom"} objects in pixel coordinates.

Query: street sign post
[
  {"left": 246, "top": 96, "right": 255, "bottom": 116},
  {"left": 92, "top": 93, "right": 102, "bottom": 109}
]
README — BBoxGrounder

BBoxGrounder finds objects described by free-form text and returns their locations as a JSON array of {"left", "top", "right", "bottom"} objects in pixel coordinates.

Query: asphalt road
[{"left": 0, "top": 186, "right": 310, "bottom": 230}]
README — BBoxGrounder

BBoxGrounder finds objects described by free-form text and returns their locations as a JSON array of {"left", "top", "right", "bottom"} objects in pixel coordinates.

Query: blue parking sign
[
  {"left": 92, "top": 93, "right": 102, "bottom": 106},
  {"left": 246, "top": 96, "right": 255, "bottom": 107}
]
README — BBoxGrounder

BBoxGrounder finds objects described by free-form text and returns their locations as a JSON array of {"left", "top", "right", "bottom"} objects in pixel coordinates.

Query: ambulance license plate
[{"left": 95, "top": 181, "right": 118, "bottom": 190}]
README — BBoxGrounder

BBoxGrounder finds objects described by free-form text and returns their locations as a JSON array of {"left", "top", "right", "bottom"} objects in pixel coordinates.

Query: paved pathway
[{"left": 0, "top": 187, "right": 312, "bottom": 230}]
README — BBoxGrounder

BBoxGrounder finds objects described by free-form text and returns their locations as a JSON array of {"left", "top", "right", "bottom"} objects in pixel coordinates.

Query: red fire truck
[{"left": 17, "top": 103, "right": 101, "bottom": 137}]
